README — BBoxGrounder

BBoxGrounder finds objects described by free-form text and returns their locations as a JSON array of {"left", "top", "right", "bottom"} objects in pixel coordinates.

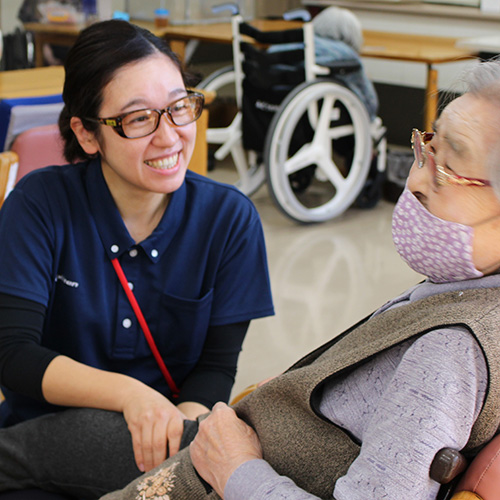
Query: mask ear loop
[{"left": 111, "top": 258, "right": 180, "bottom": 398}]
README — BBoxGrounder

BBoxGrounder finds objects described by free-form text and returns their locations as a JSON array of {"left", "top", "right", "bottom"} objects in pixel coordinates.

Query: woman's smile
[{"left": 145, "top": 152, "right": 180, "bottom": 171}]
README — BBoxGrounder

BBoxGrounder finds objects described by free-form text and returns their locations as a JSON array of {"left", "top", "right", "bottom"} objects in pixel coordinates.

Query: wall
[{"left": 1, "top": 0, "right": 24, "bottom": 33}]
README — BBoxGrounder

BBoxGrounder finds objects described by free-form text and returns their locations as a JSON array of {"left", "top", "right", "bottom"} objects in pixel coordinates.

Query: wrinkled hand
[
  {"left": 122, "top": 387, "right": 185, "bottom": 472},
  {"left": 190, "top": 402, "right": 263, "bottom": 497}
]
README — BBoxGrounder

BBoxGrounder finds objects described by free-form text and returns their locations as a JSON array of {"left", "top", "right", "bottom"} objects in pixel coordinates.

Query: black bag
[
  {"left": 239, "top": 27, "right": 306, "bottom": 154},
  {"left": 2, "top": 29, "right": 34, "bottom": 70}
]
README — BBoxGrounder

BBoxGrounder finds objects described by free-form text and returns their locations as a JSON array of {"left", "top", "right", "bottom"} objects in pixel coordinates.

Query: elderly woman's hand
[{"left": 190, "top": 402, "right": 263, "bottom": 497}]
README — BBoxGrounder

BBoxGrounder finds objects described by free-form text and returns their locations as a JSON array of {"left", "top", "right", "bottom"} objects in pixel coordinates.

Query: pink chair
[{"left": 10, "top": 124, "right": 66, "bottom": 183}]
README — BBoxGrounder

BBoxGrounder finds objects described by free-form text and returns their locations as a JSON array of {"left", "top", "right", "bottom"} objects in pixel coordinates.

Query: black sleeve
[
  {"left": 0, "top": 293, "right": 58, "bottom": 401},
  {"left": 176, "top": 321, "right": 250, "bottom": 409}
]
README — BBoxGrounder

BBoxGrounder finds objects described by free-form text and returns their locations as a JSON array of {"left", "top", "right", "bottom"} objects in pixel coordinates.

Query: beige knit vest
[{"left": 233, "top": 287, "right": 500, "bottom": 499}]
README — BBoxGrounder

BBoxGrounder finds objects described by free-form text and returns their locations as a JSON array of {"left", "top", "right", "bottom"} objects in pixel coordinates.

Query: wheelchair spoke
[
  {"left": 282, "top": 143, "right": 316, "bottom": 175},
  {"left": 316, "top": 157, "right": 349, "bottom": 188},
  {"left": 328, "top": 124, "right": 356, "bottom": 140}
]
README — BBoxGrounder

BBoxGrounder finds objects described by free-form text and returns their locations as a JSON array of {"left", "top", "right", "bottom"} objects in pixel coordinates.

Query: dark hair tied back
[{"left": 59, "top": 20, "right": 191, "bottom": 163}]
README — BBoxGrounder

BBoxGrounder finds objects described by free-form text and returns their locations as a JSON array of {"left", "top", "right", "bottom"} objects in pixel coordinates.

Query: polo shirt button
[
  {"left": 151, "top": 249, "right": 159, "bottom": 258},
  {"left": 129, "top": 249, "right": 138, "bottom": 258},
  {"left": 128, "top": 282, "right": 134, "bottom": 290},
  {"left": 111, "top": 244, "right": 119, "bottom": 254},
  {"left": 122, "top": 318, "right": 132, "bottom": 329}
]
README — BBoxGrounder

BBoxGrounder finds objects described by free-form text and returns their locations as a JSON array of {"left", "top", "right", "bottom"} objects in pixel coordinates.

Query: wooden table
[
  {"left": 23, "top": 19, "right": 301, "bottom": 67},
  {"left": 361, "top": 30, "right": 477, "bottom": 130},
  {"left": 0, "top": 65, "right": 65, "bottom": 98},
  {"left": 456, "top": 35, "right": 500, "bottom": 54},
  {"left": 23, "top": 20, "right": 478, "bottom": 131},
  {"left": 159, "top": 19, "right": 302, "bottom": 61},
  {"left": 0, "top": 66, "right": 65, "bottom": 150},
  {"left": 0, "top": 66, "right": 212, "bottom": 175},
  {"left": 23, "top": 20, "right": 167, "bottom": 68}
]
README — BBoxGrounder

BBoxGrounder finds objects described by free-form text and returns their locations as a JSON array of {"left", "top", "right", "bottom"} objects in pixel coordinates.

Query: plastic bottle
[{"left": 154, "top": 8, "right": 170, "bottom": 28}]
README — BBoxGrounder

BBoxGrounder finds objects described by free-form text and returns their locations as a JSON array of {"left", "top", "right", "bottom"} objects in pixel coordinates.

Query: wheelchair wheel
[
  {"left": 199, "top": 66, "right": 265, "bottom": 196},
  {"left": 264, "top": 79, "right": 372, "bottom": 223},
  {"left": 199, "top": 66, "right": 237, "bottom": 120}
]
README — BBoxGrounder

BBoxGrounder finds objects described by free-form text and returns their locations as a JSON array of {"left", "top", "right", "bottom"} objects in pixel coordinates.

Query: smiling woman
[{"left": 0, "top": 19, "right": 273, "bottom": 500}]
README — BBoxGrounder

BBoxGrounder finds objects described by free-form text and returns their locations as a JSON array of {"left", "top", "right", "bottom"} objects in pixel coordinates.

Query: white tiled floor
[{"left": 228, "top": 178, "right": 422, "bottom": 399}]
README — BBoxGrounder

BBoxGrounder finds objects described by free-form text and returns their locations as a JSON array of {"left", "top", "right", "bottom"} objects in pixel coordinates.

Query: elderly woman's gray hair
[
  {"left": 312, "top": 6, "right": 363, "bottom": 53},
  {"left": 463, "top": 58, "right": 500, "bottom": 200}
]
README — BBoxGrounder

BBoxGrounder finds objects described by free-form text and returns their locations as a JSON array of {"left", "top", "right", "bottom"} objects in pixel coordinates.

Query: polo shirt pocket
[{"left": 158, "top": 288, "right": 214, "bottom": 364}]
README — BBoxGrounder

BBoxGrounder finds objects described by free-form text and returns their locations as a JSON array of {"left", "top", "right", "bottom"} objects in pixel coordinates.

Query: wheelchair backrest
[{"left": 233, "top": 17, "right": 316, "bottom": 153}]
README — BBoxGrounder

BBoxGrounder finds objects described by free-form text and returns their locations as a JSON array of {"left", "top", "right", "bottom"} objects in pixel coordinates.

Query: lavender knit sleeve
[{"left": 225, "top": 459, "right": 321, "bottom": 500}]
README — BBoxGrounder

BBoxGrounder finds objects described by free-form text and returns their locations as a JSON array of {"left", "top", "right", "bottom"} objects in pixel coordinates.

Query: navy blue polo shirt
[{"left": 0, "top": 159, "right": 274, "bottom": 422}]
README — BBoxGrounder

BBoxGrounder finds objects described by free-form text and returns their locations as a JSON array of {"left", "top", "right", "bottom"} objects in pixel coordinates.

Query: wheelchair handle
[
  {"left": 283, "top": 8, "right": 311, "bottom": 22},
  {"left": 211, "top": 2, "right": 239, "bottom": 16}
]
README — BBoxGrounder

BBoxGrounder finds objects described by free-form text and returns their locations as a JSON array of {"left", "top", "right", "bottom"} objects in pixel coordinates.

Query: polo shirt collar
[{"left": 86, "top": 159, "right": 187, "bottom": 263}]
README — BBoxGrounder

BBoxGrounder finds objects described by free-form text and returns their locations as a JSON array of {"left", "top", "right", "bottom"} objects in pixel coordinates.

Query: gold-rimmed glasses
[{"left": 411, "top": 128, "right": 491, "bottom": 188}]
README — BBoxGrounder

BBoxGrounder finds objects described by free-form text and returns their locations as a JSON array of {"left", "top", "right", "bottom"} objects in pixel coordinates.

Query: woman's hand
[
  {"left": 121, "top": 386, "right": 185, "bottom": 472},
  {"left": 190, "top": 402, "right": 263, "bottom": 497},
  {"left": 41, "top": 356, "right": 187, "bottom": 472}
]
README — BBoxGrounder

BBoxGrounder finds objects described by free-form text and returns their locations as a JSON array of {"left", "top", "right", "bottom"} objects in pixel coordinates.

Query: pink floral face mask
[{"left": 392, "top": 186, "right": 484, "bottom": 283}]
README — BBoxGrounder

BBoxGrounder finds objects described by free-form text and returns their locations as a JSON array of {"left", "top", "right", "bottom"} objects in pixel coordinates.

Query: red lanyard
[{"left": 111, "top": 258, "right": 180, "bottom": 398}]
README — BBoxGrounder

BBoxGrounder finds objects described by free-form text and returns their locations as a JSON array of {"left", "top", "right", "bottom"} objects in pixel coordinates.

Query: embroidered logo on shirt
[
  {"left": 55, "top": 275, "right": 80, "bottom": 288},
  {"left": 136, "top": 462, "right": 179, "bottom": 499}
]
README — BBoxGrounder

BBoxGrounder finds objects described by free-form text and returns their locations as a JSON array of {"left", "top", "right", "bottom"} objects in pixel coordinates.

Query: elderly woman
[{"left": 2, "top": 60, "right": 500, "bottom": 499}]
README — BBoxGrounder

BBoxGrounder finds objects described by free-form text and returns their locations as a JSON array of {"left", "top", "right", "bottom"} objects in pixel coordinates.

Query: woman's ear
[{"left": 70, "top": 117, "right": 100, "bottom": 155}]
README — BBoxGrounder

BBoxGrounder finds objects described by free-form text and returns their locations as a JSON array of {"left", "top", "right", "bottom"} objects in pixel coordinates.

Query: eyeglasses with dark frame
[
  {"left": 411, "top": 128, "right": 491, "bottom": 188},
  {"left": 86, "top": 91, "right": 205, "bottom": 139}
]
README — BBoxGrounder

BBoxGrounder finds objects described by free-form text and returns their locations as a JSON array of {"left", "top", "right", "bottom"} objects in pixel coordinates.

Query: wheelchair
[{"left": 199, "top": 8, "right": 387, "bottom": 223}]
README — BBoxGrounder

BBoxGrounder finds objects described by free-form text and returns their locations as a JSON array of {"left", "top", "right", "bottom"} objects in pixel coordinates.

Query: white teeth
[{"left": 145, "top": 153, "right": 179, "bottom": 170}]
